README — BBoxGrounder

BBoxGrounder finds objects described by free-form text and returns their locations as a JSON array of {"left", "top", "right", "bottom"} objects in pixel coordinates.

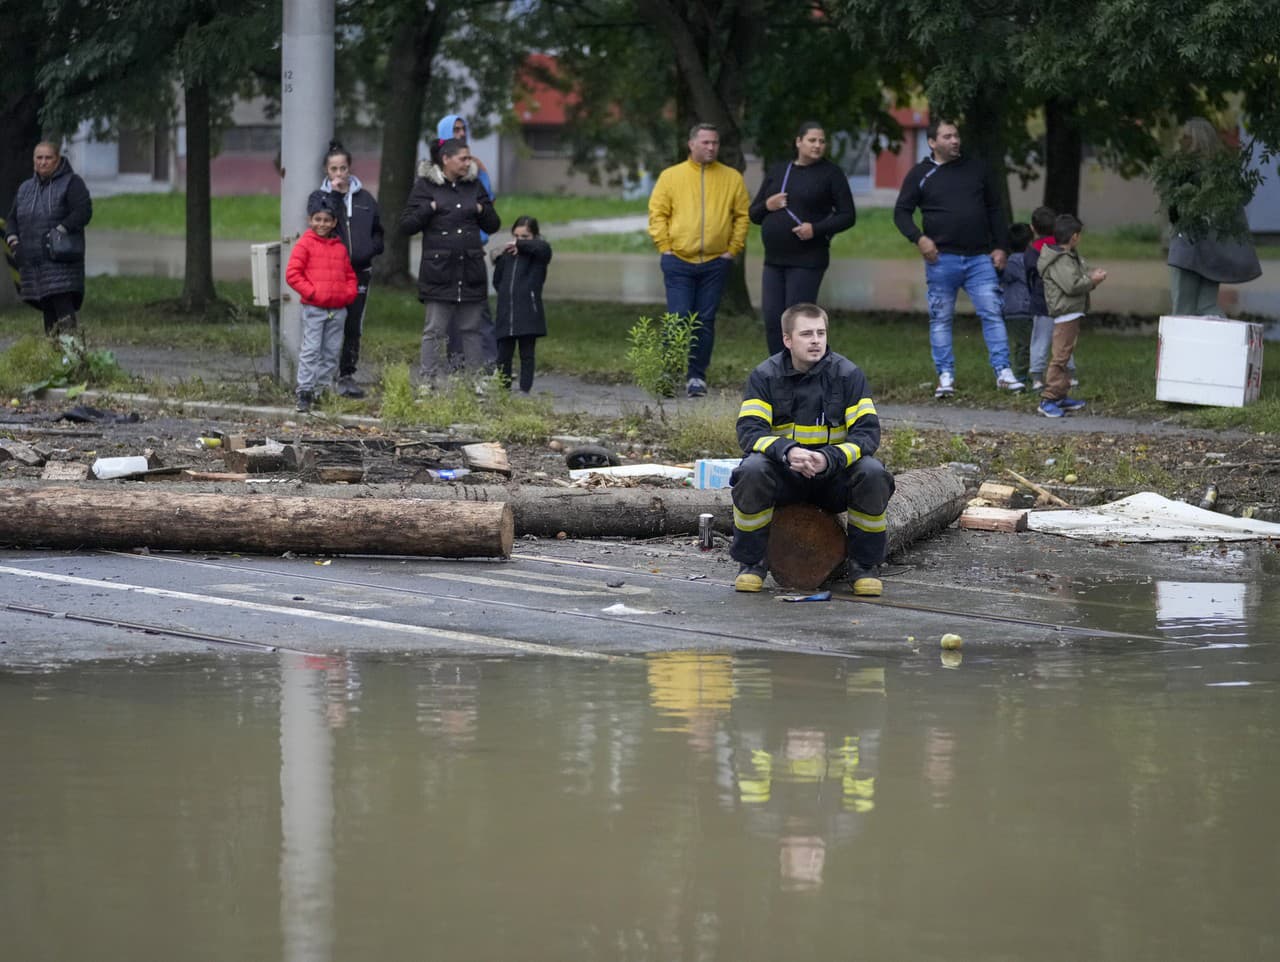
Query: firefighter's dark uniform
[{"left": 730, "top": 349, "right": 894, "bottom": 576}]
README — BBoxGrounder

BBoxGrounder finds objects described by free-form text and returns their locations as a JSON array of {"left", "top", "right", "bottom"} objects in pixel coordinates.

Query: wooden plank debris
[
  {"left": 461, "top": 442, "right": 511, "bottom": 476},
  {"left": 958, "top": 506, "right": 1029, "bottom": 532}
]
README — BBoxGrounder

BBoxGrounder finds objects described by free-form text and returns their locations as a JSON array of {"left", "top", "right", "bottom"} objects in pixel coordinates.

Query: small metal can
[
  {"left": 1199, "top": 483, "right": 1219, "bottom": 511},
  {"left": 698, "top": 513, "right": 715, "bottom": 550}
]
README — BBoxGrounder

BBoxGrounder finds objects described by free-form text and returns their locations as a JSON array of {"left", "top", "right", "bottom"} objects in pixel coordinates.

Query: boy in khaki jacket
[{"left": 1036, "top": 214, "right": 1107, "bottom": 418}]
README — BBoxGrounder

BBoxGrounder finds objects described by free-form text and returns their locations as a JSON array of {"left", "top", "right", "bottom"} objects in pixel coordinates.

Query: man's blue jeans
[
  {"left": 661, "top": 253, "right": 729, "bottom": 382},
  {"left": 924, "top": 253, "right": 1011, "bottom": 375}
]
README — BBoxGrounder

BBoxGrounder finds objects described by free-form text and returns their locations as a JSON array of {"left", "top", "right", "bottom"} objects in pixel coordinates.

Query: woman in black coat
[
  {"left": 749, "top": 122, "right": 855, "bottom": 355},
  {"left": 321, "top": 140, "right": 384, "bottom": 397},
  {"left": 491, "top": 216, "right": 552, "bottom": 393},
  {"left": 4, "top": 141, "right": 93, "bottom": 335}
]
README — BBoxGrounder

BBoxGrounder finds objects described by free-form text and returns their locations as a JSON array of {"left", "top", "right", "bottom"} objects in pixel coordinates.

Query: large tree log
[
  {"left": 0, "top": 467, "right": 965, "bottom": 550},
  {"left": 427, "top": 466, "right": 968, "bottom": 547},
  {"left": 0, "top": 488, "right": 512, "bottom": 558}
]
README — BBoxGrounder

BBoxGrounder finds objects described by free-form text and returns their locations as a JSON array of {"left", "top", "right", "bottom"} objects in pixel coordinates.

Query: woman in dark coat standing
[
  {"left": 4, "top": 141, "right": 93, "bottom": 335},
  {"left": 491, "top": 216, "right": 552, "bottom": 393},
  {"left": 749, "top": 121, "right": 855, "bottom": 355},
  {"left": 321, "top": 139, "right": 384, "bottom": 397}
]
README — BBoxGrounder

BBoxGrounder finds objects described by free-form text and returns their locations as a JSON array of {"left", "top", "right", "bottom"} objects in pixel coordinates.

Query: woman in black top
[
  {"left": 750, "top": 122, "right": 856, "bottom": 355},
  {"left": 321, "top": 140, "right": 384, "bottom": 397}
]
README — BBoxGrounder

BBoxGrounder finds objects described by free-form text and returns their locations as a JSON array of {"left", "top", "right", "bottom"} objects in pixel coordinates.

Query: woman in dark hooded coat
[{"left": 5, "top": 141, "right": 93, "bottom": 334}]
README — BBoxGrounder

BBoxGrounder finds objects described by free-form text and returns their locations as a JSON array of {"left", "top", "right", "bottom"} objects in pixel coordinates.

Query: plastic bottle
[
  {"left": 92, "top": 456, "right": 150, "bottom": 479},
  {"left": 1198, "top": 483, "right": 1219, "bottom": 511},
  {"left": 427, "top": 468, "right": 471, "bottom": 481}
]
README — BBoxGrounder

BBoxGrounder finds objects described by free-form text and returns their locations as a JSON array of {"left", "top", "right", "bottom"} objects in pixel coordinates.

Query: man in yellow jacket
[{"left": 648, "top": 124, "right": 750, "bottom": 397}]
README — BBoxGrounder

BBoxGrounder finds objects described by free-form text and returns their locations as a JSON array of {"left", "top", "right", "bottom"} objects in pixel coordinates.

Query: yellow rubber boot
[{"left": 735, "top": 563, "right": 768, "bottom": 592}]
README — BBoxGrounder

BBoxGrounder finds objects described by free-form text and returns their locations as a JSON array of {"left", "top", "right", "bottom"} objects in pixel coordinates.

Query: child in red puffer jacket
[{"left": 286, "top": 191, "right": 357, "bottom": 412}]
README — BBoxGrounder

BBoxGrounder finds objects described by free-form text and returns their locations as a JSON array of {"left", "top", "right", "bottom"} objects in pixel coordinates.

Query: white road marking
[
  {"left": 205, "top": 583, "right": 398, "bottom": 611},
  {"left": 0, "top": 565, "right": 616, "bottom": 660},
  {"left": 421, "top": 571, "right": 650, "bottom": 596}
]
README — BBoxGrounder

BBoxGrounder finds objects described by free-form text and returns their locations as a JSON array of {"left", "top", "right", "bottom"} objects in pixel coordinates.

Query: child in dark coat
[
  {"left": 286, "top": 191, "right": 358, "bottom": 412},
  {"left": 1000, "top": 222, "right": 1035, "bottom": 384},
  {"left": 491, "top": 216, "right": 552, "bottom": 393}
]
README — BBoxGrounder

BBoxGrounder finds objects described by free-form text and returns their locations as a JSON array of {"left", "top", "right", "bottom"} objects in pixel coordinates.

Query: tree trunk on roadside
[
  {"left": 1, "top": 467, "right": 966, "bottom": 554},
  {"left": 0, "top": 93, "right": 41, "bottom": 231},
  {"left": 180, "top": 78, "right": 217, "bottom": 313},
  {"left": 1043, "top": 97, "right": 1083, "bottom": 216},
  {"left": 372, "top": 1, "right": 454, "bottom": 288},
  {"left": 0, "top": 487, "right": 513, "bottom": 558},
  {"left": 963, "top": 88, "right": 1012, "bottom": 229},
  {"left": 0, "top": 43, "right": 43, "bottom": 310}
]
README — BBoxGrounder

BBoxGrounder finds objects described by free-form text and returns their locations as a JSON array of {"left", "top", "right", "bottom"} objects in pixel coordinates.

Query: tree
[
  {"left": 340, "top": 0, "right": 528, "bottom": 286},
  {"left": 40, "top": 1, "right": 279, "bottom": 314},
  {"left": 542, "top": 1, "right": 892, "bottom": 314}
]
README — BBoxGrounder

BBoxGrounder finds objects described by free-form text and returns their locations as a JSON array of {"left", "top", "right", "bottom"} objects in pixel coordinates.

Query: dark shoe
[
  {"left": 687, "top": 377, "right": 708, "bottom": 398},
  {"left": 1058, "top": 396, "right": 1087, "bottom": 412},
  {"left": 849, "top": 565, "right": 883, "bottom": 597},
  {"left": 1038, "top": 399, "right": 1064, "bottom": 418},
  {"left": 295, "top": 391, "right": 314, "bottom": 413},
  {"left": 734, "top": 562, "right": 768, "bottom": 593},
  {"left": 337, "top": 375, "right": 365, "bottom": 399}
]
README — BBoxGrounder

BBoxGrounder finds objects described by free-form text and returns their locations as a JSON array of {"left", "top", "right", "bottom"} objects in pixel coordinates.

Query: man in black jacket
[
  {"left": 893, "top": 119, "right": 1022, "bottom": 399},
  {"left": 399, "top": 138, "right": 500, "bottom": 385},
  {"left": 730, "top": 303, "right": 895, "bottom": 596}
]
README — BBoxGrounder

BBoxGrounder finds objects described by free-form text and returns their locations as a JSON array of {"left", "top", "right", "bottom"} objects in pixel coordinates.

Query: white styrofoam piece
[
  {"left": 568, "top": 463, "right": 693, "bottom": 481},
  {"left": 1027, "top": 492, "right": 1280, "bottom": 542}
]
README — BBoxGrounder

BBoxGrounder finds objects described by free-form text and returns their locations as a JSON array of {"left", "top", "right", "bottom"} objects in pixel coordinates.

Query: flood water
[
  {"left": 84, "top": 231, "right": 1280, "bottom": 321},
  {"left": 4, "top": 573, "right": 1278, "bottom": 961}
]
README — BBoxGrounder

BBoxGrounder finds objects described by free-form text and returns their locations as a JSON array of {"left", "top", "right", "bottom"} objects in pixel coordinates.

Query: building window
[
  {"left": 221, "top": 125, "right": 282, "bottom": 153},
  {"left": 522, "top": 125, "right": 565, "bottom": 156}
]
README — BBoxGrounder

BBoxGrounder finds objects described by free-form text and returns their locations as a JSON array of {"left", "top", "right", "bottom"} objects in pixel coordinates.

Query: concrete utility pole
[{"left": 279, "top": 0, "right": 335, "bottom": 379}]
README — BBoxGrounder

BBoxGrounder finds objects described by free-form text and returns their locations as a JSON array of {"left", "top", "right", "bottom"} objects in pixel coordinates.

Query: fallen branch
[{"left": 1003, "top": 468, "right": 1072, "bottom": 508}]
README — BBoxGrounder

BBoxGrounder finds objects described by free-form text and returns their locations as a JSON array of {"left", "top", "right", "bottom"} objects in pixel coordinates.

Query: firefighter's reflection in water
[{"left": 646, "top": 652, "right": 885, "bottom": 892}]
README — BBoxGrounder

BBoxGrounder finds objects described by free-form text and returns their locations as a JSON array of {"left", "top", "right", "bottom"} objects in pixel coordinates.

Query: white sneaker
[
  {"left": 934, "top": 371, "right": 955, "bottom": 398},
  {"left": 996, "top": 368, "right": 1025, "bottom": 392}
]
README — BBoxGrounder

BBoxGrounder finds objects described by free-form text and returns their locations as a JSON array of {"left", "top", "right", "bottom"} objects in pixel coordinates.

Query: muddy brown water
[{"left": 4, "top": 561, "right": 1278, "bottom": 961}]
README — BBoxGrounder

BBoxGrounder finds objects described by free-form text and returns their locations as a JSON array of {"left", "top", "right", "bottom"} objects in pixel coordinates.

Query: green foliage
[
  {"left": 627, "top": 312, "right": 700, "bottom": 401},
  {"left": 376, "top": 362, "right": 556, "bottom": 439},
  {"left": 665, "top": 407, "right": 739, "bottom": 461},
  {"left": 882, "top": 426, "right": 923, "bottom": 470},
  {"left": 0, "top": 334, "right": 125, "bottom": 396},
  {"left": 945, "top": 434, "right": 974, "bottom": 462},
  {"left": 1150, "top": 145, "right": 1259, "bottom": 241},
  {"left": 90, "top": 193, "right": 650, "bottom": 240}
]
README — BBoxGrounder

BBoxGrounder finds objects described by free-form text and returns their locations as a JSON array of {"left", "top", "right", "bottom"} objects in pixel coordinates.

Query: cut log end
[{"left": 767, "top": 504, "right": 846, "bottom": 591}]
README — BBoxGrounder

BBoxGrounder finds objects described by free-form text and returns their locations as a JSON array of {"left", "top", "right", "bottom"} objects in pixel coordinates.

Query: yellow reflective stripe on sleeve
[
  {"left": 773, "top": 422, "right": 796, "bottom": 439},
  {"left": 835, "top": 442, "right": 861, "bottom": 467},
  {"left": 738, "top": 398, "right": 772, "bottom": 421},
  {"left": 752, "top": 435, "right": 782, "bottom": 454},
  {"left": 848, "top": 509, "right": 886, "bottom": 533},
  {"left": 733, "top": 505, "right": 774, "bottom": 532},
  {"left": 845, "top": 398, "right": 877, "bottom": 426},
  {"left": 827, "top": 426, "right": 847, "bottom": 443}
]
